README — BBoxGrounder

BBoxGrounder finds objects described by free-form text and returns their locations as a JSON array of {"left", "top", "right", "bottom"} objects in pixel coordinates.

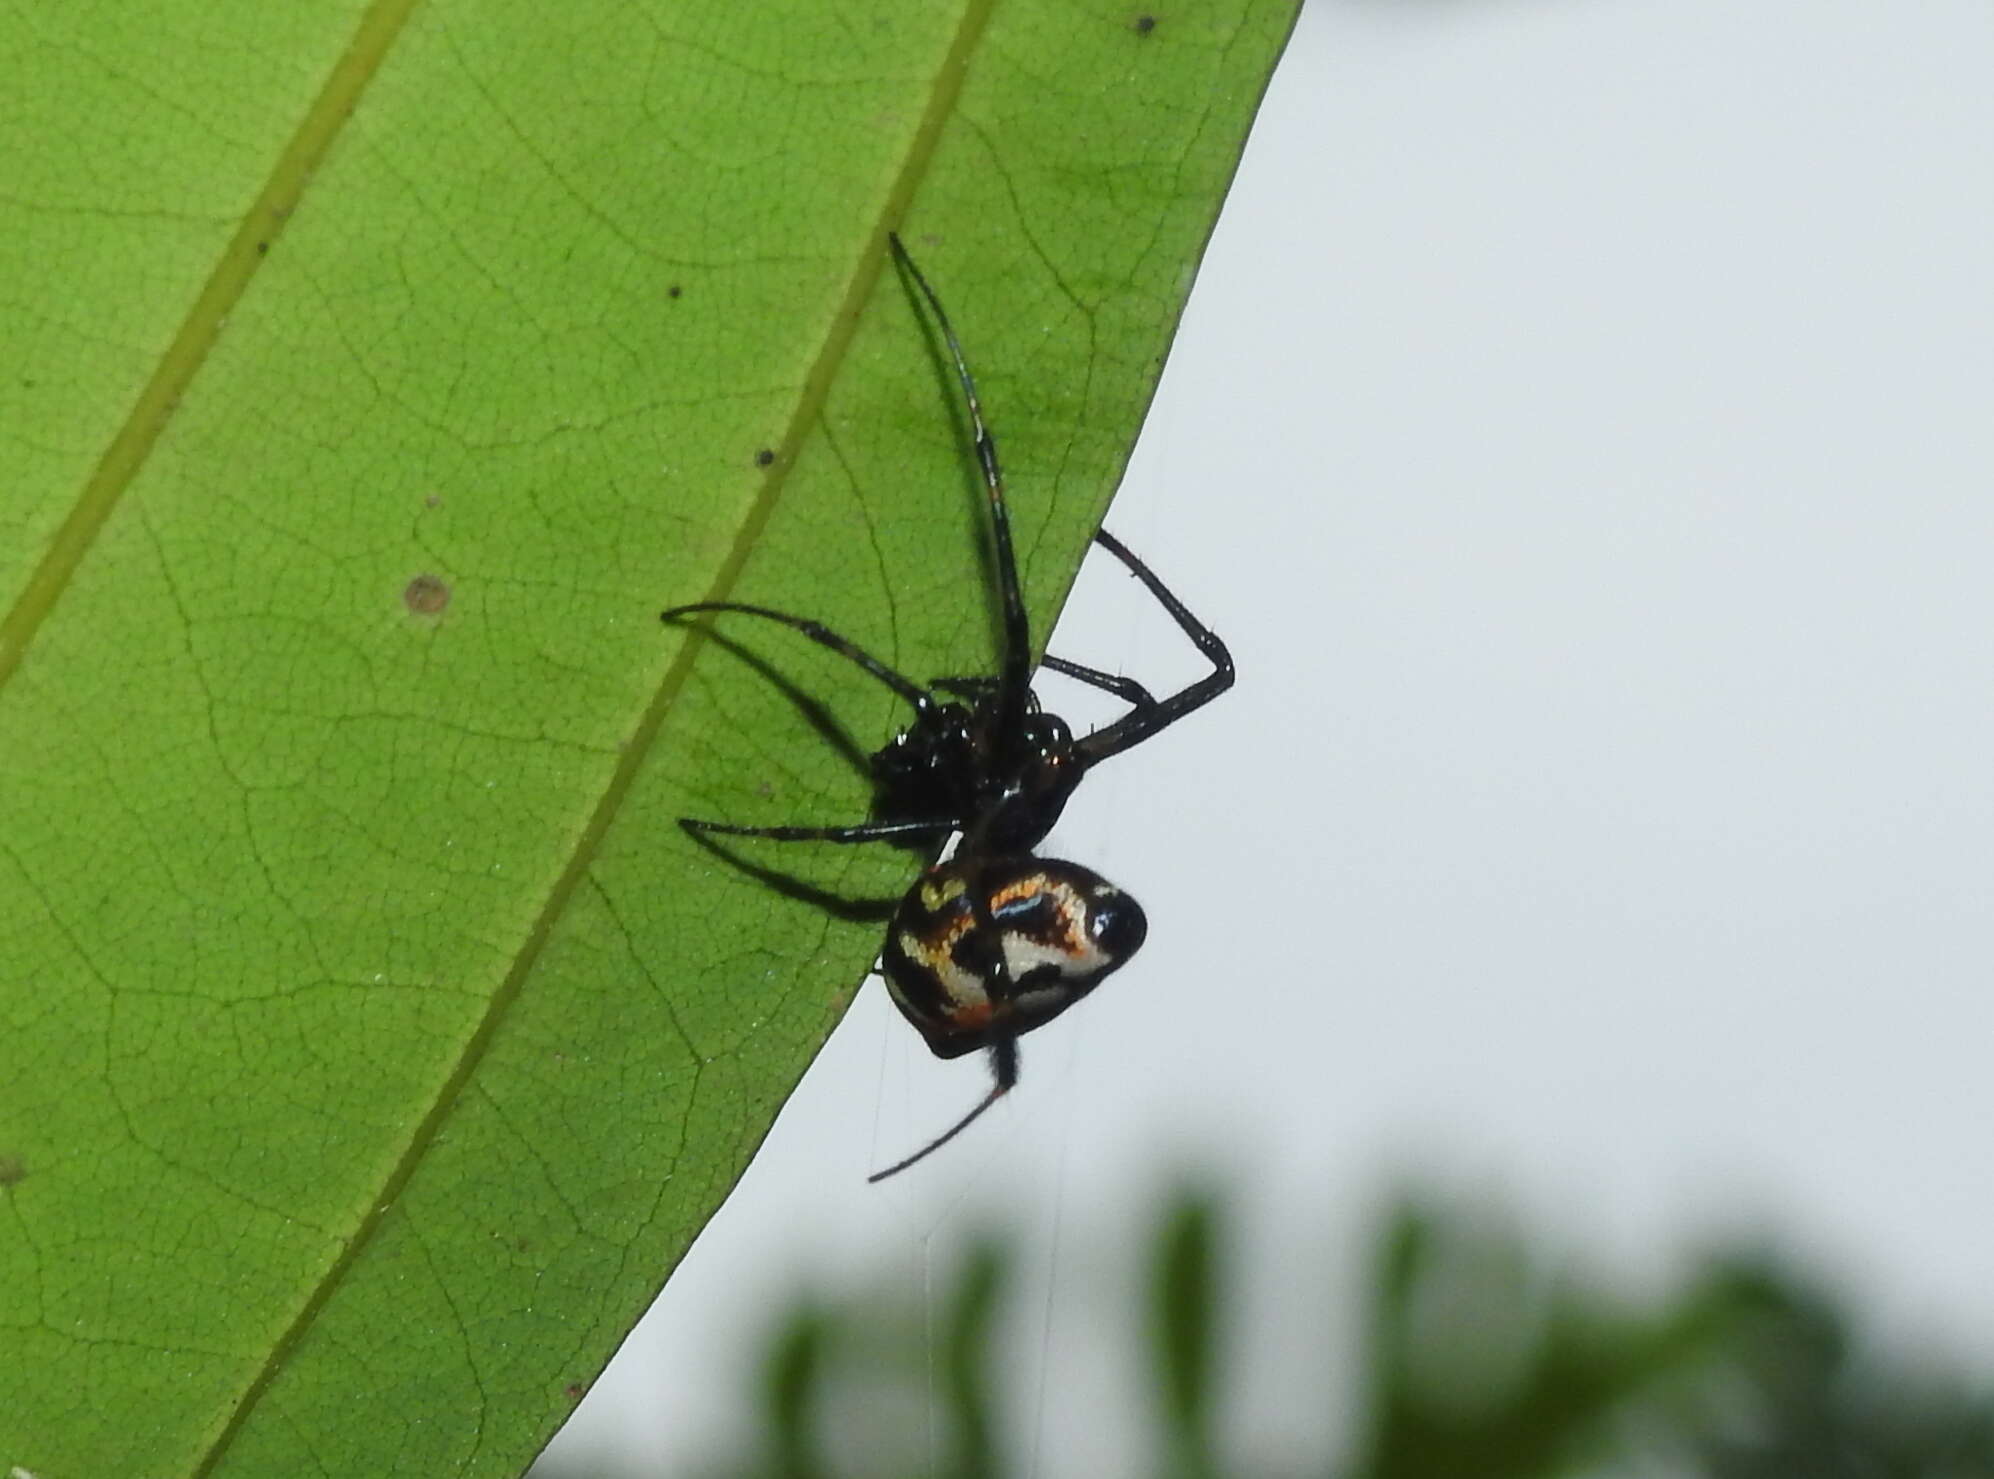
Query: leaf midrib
[{"left": 0, "top": 0, "right": 417, "bottom": 685}]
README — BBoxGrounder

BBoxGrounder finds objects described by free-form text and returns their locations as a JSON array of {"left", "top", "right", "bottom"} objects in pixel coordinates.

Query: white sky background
[{"left": 543, "top": 0, "right": 1994, "bottom": 1472}]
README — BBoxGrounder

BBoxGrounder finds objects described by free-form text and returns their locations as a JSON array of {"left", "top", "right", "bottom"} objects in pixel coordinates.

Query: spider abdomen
[{"left": 882, "top": 857, "right": 1147, "bottom": 1060}]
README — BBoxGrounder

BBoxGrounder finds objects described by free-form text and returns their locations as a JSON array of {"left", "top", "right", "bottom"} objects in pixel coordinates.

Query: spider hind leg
[{"left": 869, "top": 1034, "right": 1018, "bottom": 1183}]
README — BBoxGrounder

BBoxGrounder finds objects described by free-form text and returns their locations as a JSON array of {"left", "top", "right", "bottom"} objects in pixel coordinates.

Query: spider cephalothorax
[
  {"left": 662, "top": 233, "right": 1231, "bottom": 1179},
  {"left": 870, "top": 696, "right": 1084, "bottom": 853}
]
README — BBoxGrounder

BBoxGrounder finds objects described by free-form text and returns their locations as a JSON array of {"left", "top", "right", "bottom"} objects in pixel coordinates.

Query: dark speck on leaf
[
  {"left": 0, "top": 1154, "right": 25, "bottom": 1187},
  {"left": 755, "top": 448, "right": 776, "bottom": 467},
  {"left": 668, "top": 284, "right": 683, "bottom": 299},
  {"left": 256, "top": 240, "right": 270, "bottom": 255},
  {"left": 403, "top": 573, "right": 451, "bottom": 615},
  {"left": 1134, "top": 14, "right": 1157, "bottom": 34}
]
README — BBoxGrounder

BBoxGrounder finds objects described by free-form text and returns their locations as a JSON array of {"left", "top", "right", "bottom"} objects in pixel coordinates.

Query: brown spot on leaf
[
  {"left": 403, "top": 573, "right": 450, "bottom": 616},
  {"left": 0, "top": 1153, "right": 26, "bottom": 1187}
]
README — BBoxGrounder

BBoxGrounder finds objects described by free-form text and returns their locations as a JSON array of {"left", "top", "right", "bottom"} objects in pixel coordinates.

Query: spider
[{"left": 662, "top": 234, "right": 1233, "bottom": 1180}]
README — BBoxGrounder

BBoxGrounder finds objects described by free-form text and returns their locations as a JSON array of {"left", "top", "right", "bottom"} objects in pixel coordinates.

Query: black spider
[{"left": 663, "top": 234, "right": 1233, "bottom": 1179}]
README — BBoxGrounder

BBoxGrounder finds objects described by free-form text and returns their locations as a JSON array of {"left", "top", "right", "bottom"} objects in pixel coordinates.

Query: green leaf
[{"left": 0, "top": 1, "right": 1299, "bottom": 1473}]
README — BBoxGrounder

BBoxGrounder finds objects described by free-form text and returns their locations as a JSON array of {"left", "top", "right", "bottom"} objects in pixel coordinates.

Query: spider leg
[
  {"left": 680, "top": 816, "right": 957, "bottom": 845},
  {"left": 888, "top": 234, "right": 1033, "bottom": 750},
  {"left": 868, "top": 858, "right": 1021, "bottom": 1182},
  {"left": 682, "top": 831, "right": 904, "bottom": 923},
  {"left": 1072, "top": 529, "right": 1235, "bottom": 765},
  {"left": 932, "top": 659, "right": 1154, "bottom": 710},
  {"left": 1038, "top": 654, "right": 1159, "bottom": 710},
  {"left": 662, "top": 600, "right": 933, "bottom": 712},
  {"left": 928, "top": 675, "right": 998, "bottom": 701},
  {"left": 867, "top": 1034, "right": 1016, "bottom": 1182}
]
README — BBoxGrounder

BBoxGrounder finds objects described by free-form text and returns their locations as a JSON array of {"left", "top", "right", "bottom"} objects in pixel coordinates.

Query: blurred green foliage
[{"left": 541, "top": 1191, "right": 1994, "bottom": 1478}]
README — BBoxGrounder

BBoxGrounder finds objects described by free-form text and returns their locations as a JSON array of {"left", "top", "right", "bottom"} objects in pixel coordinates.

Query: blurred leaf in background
[{"left": 535, "top": 1188, "right": 1994, "bottom": 1479}]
